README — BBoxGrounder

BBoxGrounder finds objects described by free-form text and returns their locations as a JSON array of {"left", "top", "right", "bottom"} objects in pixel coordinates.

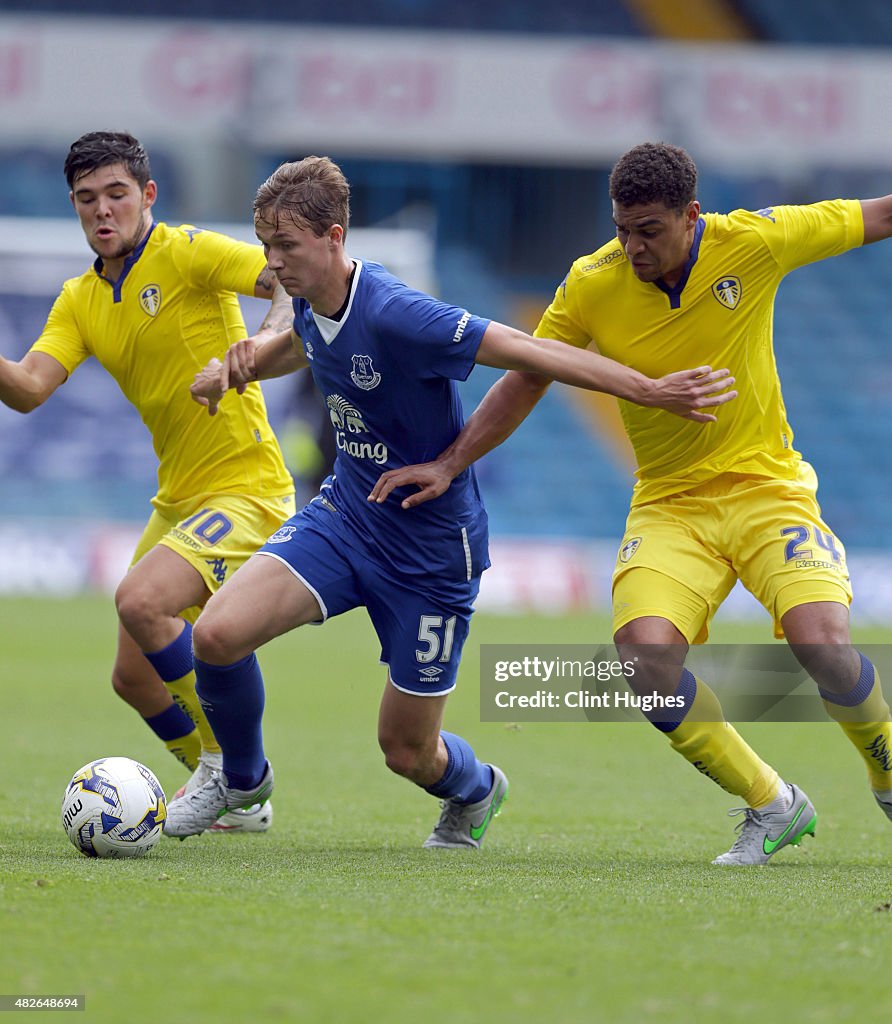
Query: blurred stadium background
[{"left": 1, "top": 0, "right": 892, "bottom": 623}]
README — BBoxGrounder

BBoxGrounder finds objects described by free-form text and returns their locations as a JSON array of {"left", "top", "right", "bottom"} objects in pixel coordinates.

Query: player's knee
[
  {"left": 191, "top": 615, "right": 233, "bottom": 666},
  {"left": 790, "top": 639, "right": 860, "bottom": 691},
  {"left": 114, "top": 577, "right": 155, "bottom": 635},
  {"left": 615, "top": 620, "right": 689, "bottom": 695}
]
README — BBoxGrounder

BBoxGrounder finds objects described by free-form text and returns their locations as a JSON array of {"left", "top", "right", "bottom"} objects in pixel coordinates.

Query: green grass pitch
[{"left": 2, "top": 595, "right": 891, "bottom": 1023}]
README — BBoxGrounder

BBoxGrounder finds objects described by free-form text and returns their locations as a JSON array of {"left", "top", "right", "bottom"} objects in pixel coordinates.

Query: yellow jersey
[
  {"left": 31, "top": 222, "right": 293, "bottom": 513},
  {"left": 535, "top": 200, "right": 864, "bottom": 506}
]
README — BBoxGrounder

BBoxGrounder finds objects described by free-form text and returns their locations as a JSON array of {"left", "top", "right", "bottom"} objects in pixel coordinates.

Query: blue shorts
[{"left": 257, "top": 499, "right": 480, "bottom": 695}]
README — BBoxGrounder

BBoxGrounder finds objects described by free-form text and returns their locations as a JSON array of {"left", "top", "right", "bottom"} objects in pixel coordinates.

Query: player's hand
[
  {"left": 368, "top": 461, "right": 455, "bottom": 509},
  {"left": 190, "top": 357, "right": 229, "bottom": 417},
  {"left": 648, "top": 366, "right": 737, "bottom": 423},
  {"left": 226, "top": 338, "right": 260, "bottom": 394}
]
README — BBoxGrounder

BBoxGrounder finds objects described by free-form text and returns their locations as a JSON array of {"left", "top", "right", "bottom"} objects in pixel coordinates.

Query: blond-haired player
[{"left": 164, "top": 155, "right": 736, "bottom": 844}]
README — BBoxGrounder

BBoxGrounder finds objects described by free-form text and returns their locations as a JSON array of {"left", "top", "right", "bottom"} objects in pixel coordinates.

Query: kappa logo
[
  {"left": 619, "top": 537, "right": 642, "bottom": 563},
  {"left": 267, "top": 525, "right": 297, "bottom": 545},
  {"left": 139, "top": 285, "right": 162, "bottom": 317},
  {"left": 205, "top": 557, "right": 228, "bottom": 586},
  {"left": 350, "top": 354, "right": 381, "bottom": 390},
  {"left": 580, "top": 249, "right": 622, "bottom": 273},
  {"left": 712, "top": 276, "right": 742, "bottom": 310}
]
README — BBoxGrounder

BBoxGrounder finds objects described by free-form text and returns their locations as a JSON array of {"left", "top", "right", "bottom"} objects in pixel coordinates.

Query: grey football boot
[
  {"left": 165, "top": 761, "right": 274, "bottom": 839},
  {"left": 423, "top": 765, "right": 509, "bottom": 849},
  {"left": 712, "top": 783, "right": 816, "bottom": 866}
]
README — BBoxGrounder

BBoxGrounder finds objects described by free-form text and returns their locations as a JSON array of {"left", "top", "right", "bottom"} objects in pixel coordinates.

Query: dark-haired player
[
  {"left": 371, "top": 142, "right": 892, "bottom": 865},
  {"left": 0, "top": 131, "right": 296, "bottom": 830}
]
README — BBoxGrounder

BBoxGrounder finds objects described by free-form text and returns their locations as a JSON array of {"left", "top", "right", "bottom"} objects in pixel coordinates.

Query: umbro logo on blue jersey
[
  {"left": 452, "top": 311, "right": 471, "bottom": 343},
  {"left": 139, "top": 285, "right": 162, "bottom": 317},
  {"left": 419, "top": 667, "right": 443, "bottom": 679},
  {"left": 712, "top": 276, "right": 742, "bottom": 310}
]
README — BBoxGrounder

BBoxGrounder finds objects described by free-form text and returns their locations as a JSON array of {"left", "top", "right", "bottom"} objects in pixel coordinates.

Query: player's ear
[
  {"left": 143, "top": 179, "right": 158, "bottom": 209},
  {"left": 686, "top": 200, "right": 701, "bottom": 225},
  {"left": 329, "top": 224, "right": 344, "bottom": 246}
]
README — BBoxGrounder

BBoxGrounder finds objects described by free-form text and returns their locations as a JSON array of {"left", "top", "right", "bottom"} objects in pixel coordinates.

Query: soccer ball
[{"left": 61, "top": 756, "right": 167, "bottom": 858}]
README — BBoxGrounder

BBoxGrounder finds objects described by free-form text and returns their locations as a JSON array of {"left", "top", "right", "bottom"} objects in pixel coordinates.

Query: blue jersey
[{"left": 292, "top": 260, "right": 491, "bottom": 582}]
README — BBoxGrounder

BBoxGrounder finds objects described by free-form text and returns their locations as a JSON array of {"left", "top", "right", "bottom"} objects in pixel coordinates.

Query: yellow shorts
[
  {"left": 130, "top": 492, "right": 296, "bottom": 620},
  {"left": 612, "top": 464, "right": 851, "bottom": 643}
]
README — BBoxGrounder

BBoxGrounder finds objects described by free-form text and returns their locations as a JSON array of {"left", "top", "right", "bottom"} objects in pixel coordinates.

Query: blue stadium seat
[
  {"left": 0, "top": 145, "right": 182, "bottom": 219},
  {"left": 736, "top": 0, "right": 892, "bottom": 45},
  {"left": 0, "top": 148, "right": 70, "bottom": 217},
  {"left": 0, "top": 0, "right": 644, "bottom": 36}
]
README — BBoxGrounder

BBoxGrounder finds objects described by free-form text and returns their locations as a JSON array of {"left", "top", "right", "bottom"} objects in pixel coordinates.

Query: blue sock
[
  {"left": 648, "top": 668, "right": 698, "bottom": 734},
  {"left": 425, "top": 731, "right": 493, "bottom": 804},
  {"left": 819, "top": 652, "right": 876, "bottom": 706},
  {"left": 194, "top": 654, "right": 266, "bottom": 790},
  {"left": 144, "top": 702, "right": 195, "bottom": 741},
  {"left": 145, "top": 621, "right": 193, "bottom": 682}
]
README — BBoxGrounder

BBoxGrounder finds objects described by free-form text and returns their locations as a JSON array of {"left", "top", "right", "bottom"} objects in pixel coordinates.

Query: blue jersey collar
[
  {"left": 653, "top": 216, "right": 705, "bottom": 310},
  {"left": 93, "top": 222, "right": 156, "bottom": 303}
]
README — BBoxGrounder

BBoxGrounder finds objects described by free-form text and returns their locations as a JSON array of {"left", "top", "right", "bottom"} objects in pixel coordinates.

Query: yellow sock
[
  {"left": 665, "top": 675, "right": 780, "bottom": 808},
  {"left": 166, "top": 673, "right": 221, "bottom": 756},
  {"left": 143, "top": 612, "right": 220, "bottom": 757},
  {"left": 822, "top": 659, "right": 892, "bottom": 792},
  {"left": 163, "top": 727, "right": 201, "bottom": 772}
]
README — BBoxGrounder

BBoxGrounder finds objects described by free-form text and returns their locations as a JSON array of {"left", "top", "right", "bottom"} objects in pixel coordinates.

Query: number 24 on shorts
[{"left": 781, "top": 525, "right": 842, "bottom": 564}]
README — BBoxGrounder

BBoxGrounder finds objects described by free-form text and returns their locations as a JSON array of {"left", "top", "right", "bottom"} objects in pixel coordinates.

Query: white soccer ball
[{"left": 61, "top": 756, "right": 167, "bottom": 858}]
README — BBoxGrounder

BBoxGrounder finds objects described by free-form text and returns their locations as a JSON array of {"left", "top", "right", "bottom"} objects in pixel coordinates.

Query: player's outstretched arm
[
  {"left": 860, "top": 196, "right": 892, "bottom": 244},
  {"left": 475, "top": 322, "right": 736, "bottom": 421},
  {"left": 191, "top": 328, "right": 308, "bottom": 416},
  {"left": 0, "top": 351, "right": 68, "bottom": 413},
  {"left": 370, "top": 321, "right": 737, "bottom": 510}
]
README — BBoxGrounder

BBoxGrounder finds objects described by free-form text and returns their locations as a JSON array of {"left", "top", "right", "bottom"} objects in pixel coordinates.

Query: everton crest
[
  {"left": 350, "top": 354, "right": 381, "bottom": 390},
  {"left": 267, "top": 525, "right": 297, "bottom": 545},
  {"left": 139, "top": 285, "right": 162, "bottom": 317},
  {"left": 712, "top": 276, "right": 741, "bottom": 310}
]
